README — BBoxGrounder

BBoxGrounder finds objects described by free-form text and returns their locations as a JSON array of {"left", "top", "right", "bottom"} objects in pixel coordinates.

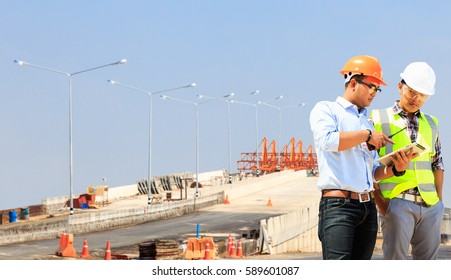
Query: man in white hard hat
[{"left": 371, "top": 62, "right": 445, "bottom": 259}]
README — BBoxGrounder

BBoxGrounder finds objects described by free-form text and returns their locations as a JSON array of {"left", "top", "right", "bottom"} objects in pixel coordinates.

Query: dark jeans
[{"left": 318, "top": 197, "right": 378, "bottom": 260}]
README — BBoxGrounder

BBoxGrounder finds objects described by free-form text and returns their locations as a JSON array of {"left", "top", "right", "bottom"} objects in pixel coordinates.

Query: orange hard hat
[{"left": 340, "top": 55, "right": 387, "bottom": 86}]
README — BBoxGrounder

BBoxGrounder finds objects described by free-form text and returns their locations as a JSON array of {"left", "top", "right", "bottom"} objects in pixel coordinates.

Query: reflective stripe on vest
[{"left": 371, "top": 108, "right": 439, "bottom": 206}]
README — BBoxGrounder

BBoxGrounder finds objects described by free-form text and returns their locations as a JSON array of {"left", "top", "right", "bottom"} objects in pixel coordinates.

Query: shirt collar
[
  {"left": 392, "top": 100, "right": 421, "bottom": 118},
  {"left": 336, "top": 96, "right": 368, "bottom": 116}
]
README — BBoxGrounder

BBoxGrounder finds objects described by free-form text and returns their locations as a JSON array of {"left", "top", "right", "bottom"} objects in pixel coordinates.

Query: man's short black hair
[{"left": 345, "top": 74, "right": 365, "bottom": 88}]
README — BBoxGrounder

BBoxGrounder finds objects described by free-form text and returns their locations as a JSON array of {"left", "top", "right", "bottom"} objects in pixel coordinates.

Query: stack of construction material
[{"left": 139, "top": 239, "right": 180, "bottom": 260}]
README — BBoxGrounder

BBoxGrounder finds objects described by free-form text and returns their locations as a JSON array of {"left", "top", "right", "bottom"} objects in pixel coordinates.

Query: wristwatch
[
  {"left": 366, "top": 129, "right": 372, "bottom": 142},
  {"left": 392, "top": 165, "right": 406, "bottom": 177},
  {"left": 366, "top": 129, "right": 376, "bottom": 151}
]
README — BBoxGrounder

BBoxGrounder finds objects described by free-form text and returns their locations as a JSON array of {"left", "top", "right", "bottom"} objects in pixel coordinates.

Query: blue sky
[{"left": 1, "top": 1, "right": 450, "bottom": 209}]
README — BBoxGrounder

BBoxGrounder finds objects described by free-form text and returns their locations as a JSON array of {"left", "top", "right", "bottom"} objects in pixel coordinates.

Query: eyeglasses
[
  {"left": 355, "top": 79, "right": 381, "bottom": 94},
  {"left": 402, "top": 85, "right": 428, "bottom": 100}
]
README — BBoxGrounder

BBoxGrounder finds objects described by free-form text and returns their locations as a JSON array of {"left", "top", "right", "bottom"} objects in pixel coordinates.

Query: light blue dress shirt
[{"left": 309, "top": 96, "right": 380, "bottom": 193}]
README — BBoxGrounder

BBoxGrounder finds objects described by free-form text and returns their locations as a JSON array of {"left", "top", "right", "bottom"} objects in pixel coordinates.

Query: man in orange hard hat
[{"left": 309, "top": 55, "right": 416, "bottom": 260}]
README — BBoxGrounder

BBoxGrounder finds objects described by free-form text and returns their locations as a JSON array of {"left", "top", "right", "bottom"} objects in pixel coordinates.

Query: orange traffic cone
[
  {"left": 230, "top": 241, "right": 236, "bottom": 257},
  {"left": 236, "top": 239, "right": 244, "bottom": 258},
  {"left": 267, "top": 197, "right": 273, "bottom": 206},
  {"left": 80, "top": 237, "right": 91, "bottom": 259},
  {"left": 204, "top": 241, "right": 212, "bottom": 260},
  {"left": 227, "top": 235, "right": 233, "bottom": 254},
  {"left": 104, "top": 240, "right": 112, "bottom": 260},
  {"left": 224, "top": 195, "right": 230, "bottom": 204}
]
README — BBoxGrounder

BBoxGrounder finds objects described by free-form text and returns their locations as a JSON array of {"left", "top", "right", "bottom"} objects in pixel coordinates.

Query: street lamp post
[
  {"left": 161, "top": 93, "right": 231, "bottom": 199},
  {"left": 196, "top": 93, "right": 235, "bottom": 175},
  {"left": 258, "top": 95, "right": 284, "bottom": 156},
  {"left": 230, "top": 100, "right": 260, "bottom": 174},
  {"left": 14, "top": 58, "right": 127, "bottom": 215},
  {"left": 280, "top": 102, "right": 306, "bottom": 144},
  {"left": 221, "top": 90, "right": 259, "bottom": 175},
  {"left": 233, "top": 94, "right": 282, "bottom": 175},
  {"left": 226, "top": 99, "right": 233, "bottom": 175},
  {"left": 107, "top": 80, "right": 196, "bottom": 208}
]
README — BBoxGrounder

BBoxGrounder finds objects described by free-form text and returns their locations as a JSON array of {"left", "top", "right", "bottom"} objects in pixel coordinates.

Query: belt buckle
[
  {"left": 414, "top": 195, "right": 423, "bottom": 204},
  {"left": 358, "top": 192, "right": 371, "bottom": 203}
]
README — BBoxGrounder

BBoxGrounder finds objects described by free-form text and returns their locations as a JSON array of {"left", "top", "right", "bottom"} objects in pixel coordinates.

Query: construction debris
[{"left": 139, "top": 239, "right": 181, "bottom": 260}]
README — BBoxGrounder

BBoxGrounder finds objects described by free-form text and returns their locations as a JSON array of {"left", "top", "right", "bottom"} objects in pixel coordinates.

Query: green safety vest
[{"left": 371, "top": 108, "right": 439, "bottom": 206}]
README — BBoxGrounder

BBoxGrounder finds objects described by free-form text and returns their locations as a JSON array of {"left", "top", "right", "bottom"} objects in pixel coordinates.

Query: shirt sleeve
[
  {"left": 309, "top": 101, "right": 340, "bottom": 152},
  {"left": 432, "top": 133, "right": 444, "bottom": 171}
]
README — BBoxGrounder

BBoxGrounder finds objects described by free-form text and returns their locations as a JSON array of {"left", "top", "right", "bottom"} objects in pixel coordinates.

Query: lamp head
[
  {"left": 225, "top": 93, "right": 234, "bottom": 98},
  {"left": 196, "top": 94, "right": 204, "bottom": 99},
  {"left": 107, "top": 80, "right": 116, "bottom": 85},
  {"left": 189, "top": 83, "right": 197, "bottom": 88},
  {"left": 14, "top": 59, "right": 26, "bottom": 66},
  {"left": 250, "top": 90, "right": 260, "bottom": 96},
  {"left": 275, "top": 95, "right": 284, "bottom": 100},
  {"left": 118, "top": 59, "right": 127, "bottom": 65},
  {"left": 160, "top": 95, "right": 169, "bottom": 100}
]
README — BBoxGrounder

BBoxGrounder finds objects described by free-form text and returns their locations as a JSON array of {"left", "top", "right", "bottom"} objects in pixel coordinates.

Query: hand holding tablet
[{"left": 377, "top": 142, "right": 428, "bottom": 166}]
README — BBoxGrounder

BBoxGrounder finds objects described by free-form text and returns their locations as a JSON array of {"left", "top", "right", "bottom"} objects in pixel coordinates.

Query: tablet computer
[{"left": 377, "top": 142, "right": 429, "bottom": 166}]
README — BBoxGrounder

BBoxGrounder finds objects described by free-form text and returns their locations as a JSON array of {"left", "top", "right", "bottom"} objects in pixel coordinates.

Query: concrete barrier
[
  {"left": 198, "top": 169, "right": 304, "bottom": 201},
  {"left": 0, "top": 192, "right": 223, "bottom": 245},
  {"left": 257, "top": 205, "right": 321, "bottom": 254}
]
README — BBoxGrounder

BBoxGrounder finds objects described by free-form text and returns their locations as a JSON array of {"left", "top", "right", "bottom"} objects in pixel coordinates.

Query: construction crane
[
  {"left": 259, "top": 137, "right": 279, "bottom": 173},
  {"left": 237, "top": 137, "right": 317, "bottom": 174}
]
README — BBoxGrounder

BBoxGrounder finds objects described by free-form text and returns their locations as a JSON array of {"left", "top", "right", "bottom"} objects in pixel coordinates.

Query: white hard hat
[{"left": 400, "top": 62, "right": 436, "bottom": 95}]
